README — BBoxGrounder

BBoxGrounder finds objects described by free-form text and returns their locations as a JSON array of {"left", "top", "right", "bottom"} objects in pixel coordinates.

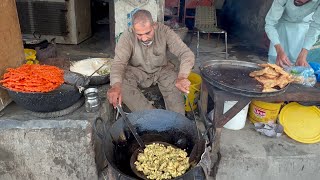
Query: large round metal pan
[
  {"left": 70, "top": 58, "right": 111, "bottom": 86},
  {"left": 199, "top": 60, "right": 289, "bottom": 97},
  {"left": 95, "top": 109, "right": 205, "bottom": 179},
  {"left": 0, "top": 71, "right": 85, "bottom": 112}
]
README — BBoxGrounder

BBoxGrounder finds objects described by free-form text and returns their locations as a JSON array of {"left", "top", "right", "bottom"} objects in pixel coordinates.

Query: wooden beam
[{"left": 0, "top": 0, "right": 24, "bottom": 111}]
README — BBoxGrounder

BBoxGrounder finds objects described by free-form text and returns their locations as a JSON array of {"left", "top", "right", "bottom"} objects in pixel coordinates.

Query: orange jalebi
[{"left": 0, "top": 64, "right": 64, "bottom": 93}]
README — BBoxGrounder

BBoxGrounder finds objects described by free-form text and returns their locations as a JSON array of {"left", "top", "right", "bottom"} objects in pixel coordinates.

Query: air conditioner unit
[{"left": 16, "top": 0, "right": 92, "bottom": 44}]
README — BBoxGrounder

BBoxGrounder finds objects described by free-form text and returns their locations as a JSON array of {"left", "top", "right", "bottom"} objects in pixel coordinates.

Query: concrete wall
[
  {"left": 0, "top": 105, "right": 98, "bottom": 180},
  {"left": 114, "top": 0, "right": 164, "bottom": 42},
  {"left": 219, "top": 0, "right": 273, "bottom": 48}
]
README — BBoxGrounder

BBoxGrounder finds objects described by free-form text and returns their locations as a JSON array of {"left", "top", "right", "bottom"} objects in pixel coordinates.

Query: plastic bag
[
  {"left": 309, "top": 62, "right": 320, "bottom": 82},
  {"left": 285, "top": 66, "right": 316, "bottom": 87},
  {"left": 254, "top": 122, "right": 283, "bottom": 138},
  {"left": 35, "top": 38, "right": 57, "bottom": 61}
]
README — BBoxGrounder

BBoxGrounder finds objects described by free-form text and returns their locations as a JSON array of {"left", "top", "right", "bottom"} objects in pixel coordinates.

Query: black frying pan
[
  {"left": 0, "top": 70, "right": 85, "bottom": 112},
  {"left": 125, "top": 96, "right": 205, "bottom": 180},
  {"left": 93, "top": 109, "right": 207, "bottom": 179}
]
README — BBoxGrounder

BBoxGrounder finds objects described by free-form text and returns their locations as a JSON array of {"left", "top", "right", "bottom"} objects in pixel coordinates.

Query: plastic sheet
[
  {"left": 309, "top": 61, "right": 320, "bottom": 82},
  {"left": 285, "top": 66, "right": 316, "bottom": 87}
]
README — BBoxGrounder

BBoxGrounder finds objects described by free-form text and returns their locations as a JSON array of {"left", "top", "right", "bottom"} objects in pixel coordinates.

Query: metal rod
[
  {"left": 83, "top": 64, "right": 107, "bottom": 86},
  {"left": 225, "top": 32, "right": 228, "bottom": 59},
  {"left": 197, "top": 31, "right": 200, "bottom": 58},
  {"left": 116, "top": 105, "right": 145, "bottom": 148},
  {"left": 184, "top": 94, "right": 201, "bottom": 139},
  {"left": 89, "top": 63, "right": 106, "bottom": 78}
]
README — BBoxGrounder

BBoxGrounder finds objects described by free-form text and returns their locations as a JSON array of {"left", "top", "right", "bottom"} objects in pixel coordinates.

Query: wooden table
[{"left": 199, "top": 82, "right": 320, "bottom": 146}]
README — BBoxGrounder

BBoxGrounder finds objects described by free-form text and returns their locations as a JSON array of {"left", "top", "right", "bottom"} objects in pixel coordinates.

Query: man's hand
[
  {"left": 107, "top": 82, "right": 122, "bottom": 107},
  {"left": 175, "top": 76, "right": 191, "bottom": 94},
  {"left": 275, "top": 44, "right": 292, "bottom": 67},
  {"left": 295, "top": 48, "right": 309, "bottom": 67}
]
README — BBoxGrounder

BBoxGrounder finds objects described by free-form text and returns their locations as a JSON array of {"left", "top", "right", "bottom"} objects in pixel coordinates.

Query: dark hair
[{"left": 132, "top": 9, "right": 153, "bottom": 26}]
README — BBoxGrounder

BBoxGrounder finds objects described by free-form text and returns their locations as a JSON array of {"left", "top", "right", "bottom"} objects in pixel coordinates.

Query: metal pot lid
[{"left": 200, "top": 60, "right": 289, "bottom": 97}]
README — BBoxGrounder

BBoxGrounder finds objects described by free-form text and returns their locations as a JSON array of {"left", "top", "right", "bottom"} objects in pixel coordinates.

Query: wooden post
[{"left": 0, "top": 0, "right": 24, "bottom": 111}]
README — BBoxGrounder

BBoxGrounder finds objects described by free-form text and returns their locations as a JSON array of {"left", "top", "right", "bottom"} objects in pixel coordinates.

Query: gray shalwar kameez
[{"left": 110, "top": 23, "right": 195, "bottom": 114}]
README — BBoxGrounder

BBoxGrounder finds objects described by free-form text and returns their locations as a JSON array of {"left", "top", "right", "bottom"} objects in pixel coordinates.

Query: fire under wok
[{"left": 94, "top": 109, "right": 206, "bottom": 180}]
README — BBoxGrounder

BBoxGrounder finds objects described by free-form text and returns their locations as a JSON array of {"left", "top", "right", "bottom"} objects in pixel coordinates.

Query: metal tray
[{"left": 199, "top": 60, "right": 289, "bottom": 97}]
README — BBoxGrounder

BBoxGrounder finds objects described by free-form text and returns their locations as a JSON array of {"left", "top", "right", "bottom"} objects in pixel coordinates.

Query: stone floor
[{"left": 218, "top": 122, "right": 320, "bottom": 180}]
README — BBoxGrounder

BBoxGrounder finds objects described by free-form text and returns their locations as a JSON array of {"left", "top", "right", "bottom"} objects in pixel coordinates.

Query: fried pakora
[
  {"left": 134, "top": 143, "right": 190, "bottom": 180},
  {"left": 250, "top": 64, "right": 293, "bottom": 92}
]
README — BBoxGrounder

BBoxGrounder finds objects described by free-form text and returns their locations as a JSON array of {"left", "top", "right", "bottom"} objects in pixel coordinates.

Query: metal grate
[{"left": 16, "top": 0, "right": 68, "bottom": 36}]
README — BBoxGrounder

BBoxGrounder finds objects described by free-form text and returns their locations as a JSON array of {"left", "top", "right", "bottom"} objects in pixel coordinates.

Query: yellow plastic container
[
  {"left": 248, "top": 100, "right": 283, "bottom": 123},
  {"left": 185, "top": 72, "right": 202, "bottom": 112},
  {"left": 279, "top": 102, "right": 320, "bottom": 144},
  {"left": 24, "top": 49, "right": 37, "bottom": 61}
]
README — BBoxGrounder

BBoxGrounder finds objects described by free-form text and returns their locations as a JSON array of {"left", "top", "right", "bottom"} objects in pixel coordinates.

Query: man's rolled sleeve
[
  {"left": 303, "top": 5, "right": 320, "bottom": 50},
  {"left": 110, "top": 31, "right": 132, "bottom": 86},
  {"left": 165, "top": 26, "right": 195, "bottom": 78},
  {"left": 265, "top": 0, "right": 287, "bottom": 45}
]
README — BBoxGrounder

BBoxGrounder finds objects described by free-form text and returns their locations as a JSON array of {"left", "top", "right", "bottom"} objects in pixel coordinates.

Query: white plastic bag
[{"left": 285, "top": 66, "right": 316, "bottom": 87}]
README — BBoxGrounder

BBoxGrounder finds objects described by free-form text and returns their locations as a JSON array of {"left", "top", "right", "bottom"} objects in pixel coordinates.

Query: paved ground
[{"left": 218, "top": 122, "right": 320, "bottom": 180}]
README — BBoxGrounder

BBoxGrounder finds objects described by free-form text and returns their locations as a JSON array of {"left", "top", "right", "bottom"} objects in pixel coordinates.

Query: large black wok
[
  {"left": 0, "top": 71, "right": 85, "bottom": 112},
  {"left": 95, "top": 109, "right": 206, "bottom": 180}
]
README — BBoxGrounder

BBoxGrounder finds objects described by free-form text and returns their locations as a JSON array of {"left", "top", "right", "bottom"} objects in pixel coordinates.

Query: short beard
[
  {"left": 141, "top": 41, "right": 153, "bottom": 46},
  {"left": 294, "top": 0, "right": 311, "bottom": 6}
]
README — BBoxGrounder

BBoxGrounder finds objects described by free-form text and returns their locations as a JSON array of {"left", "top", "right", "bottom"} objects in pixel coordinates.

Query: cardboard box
[{"left": 0, "top": 0, "right": 24, "bottom": 111}]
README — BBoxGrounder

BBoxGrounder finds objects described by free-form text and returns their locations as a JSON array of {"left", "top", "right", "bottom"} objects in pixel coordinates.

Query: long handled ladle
[
  {"left": 83, "top": 63, "right": 106, "bottom": 86},
  {"left": 116, "top": 105, "right": 145, "bottom": 148},
  {"left": 69, "top": 63, "right": 107, "bottom": 93}
]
